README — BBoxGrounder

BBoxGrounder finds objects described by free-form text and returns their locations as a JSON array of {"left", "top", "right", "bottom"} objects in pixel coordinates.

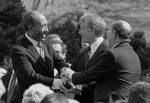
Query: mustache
[{"left": 42, "top": 31, "right": 49, "bottom": 36}]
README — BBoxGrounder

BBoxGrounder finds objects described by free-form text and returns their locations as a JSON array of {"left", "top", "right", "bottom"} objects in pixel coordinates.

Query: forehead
[{"left": 33, "top": 13, "right": 48, "bottom": 24}]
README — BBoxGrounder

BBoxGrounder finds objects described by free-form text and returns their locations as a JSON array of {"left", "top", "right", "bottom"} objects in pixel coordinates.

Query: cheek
[
  {"left": 108, "top": 34, "right": 115, "bottom": 47},
  {"left": 107, "top": 34, "right": 112, "bottom": 43}
]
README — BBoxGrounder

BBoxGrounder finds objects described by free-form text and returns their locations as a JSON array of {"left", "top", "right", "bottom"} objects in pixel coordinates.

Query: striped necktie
[{"left": 37, "top": 42, "right": 45, "bottom": 59}]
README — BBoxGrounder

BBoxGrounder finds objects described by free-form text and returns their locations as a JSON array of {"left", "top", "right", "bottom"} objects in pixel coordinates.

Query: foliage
[
  {"left": 0, "top": 0, "right": 25, "bottom": 56},
  {"left": 49, "top": 12, "right": 83, "bottom": 63}
]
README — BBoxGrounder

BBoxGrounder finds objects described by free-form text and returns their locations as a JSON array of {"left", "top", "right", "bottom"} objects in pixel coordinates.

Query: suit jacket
[
  {"left": 11, "top": 35, "right": 67, "bottom": 103},
  {"left": 71, "top": 40, "right": 109, "bottom": 103},
  {"left": 72, "top": 41, "right": 141, "bottom": 102}
]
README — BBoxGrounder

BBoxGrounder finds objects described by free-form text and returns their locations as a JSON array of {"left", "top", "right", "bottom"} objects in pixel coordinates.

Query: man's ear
[
  {"left": 28, "top": 25, "right": 33, "bottom": 30},
  {"left": 27, "top": 24, "right": 34, "bottom": 31},
  {"left": 112, "top": 28, "right": 117, "bottom": 39}
]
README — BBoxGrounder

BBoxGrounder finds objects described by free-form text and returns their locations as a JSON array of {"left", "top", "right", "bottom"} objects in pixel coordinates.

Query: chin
[{"left": 41, "top": 38, "right": 45, "bottom": 41}]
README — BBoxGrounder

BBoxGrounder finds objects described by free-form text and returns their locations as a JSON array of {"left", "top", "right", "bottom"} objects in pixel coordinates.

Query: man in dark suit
[
  {"left": 61, "top": 14, "right": 108, "bottom": 103},
  {"left": 62, "top": 20, "right": 141, "bottom": 103},
  {"left": 11, "top": 11, "right": 68, "bottom": 103}
]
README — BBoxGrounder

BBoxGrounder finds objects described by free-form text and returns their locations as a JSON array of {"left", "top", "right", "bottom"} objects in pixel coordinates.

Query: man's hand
[
  {"left": 59, "top": 80, "right": 81, "bottom": 95},
  {"left": 60, "top": 67, "right": 75, "bottom": 90},
  {"left": 60, "top": 67, "right": 82, "bottom": 95},
  {"left": 60, "top": 67, "right": 75, "bottom": 79},
  {"left": 52, "top": 79, "right": 63, "bottom": 90}
]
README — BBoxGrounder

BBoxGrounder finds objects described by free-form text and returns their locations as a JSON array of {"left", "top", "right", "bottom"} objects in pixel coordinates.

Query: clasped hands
[{"left": 59, "top": 67, "right": 81, "bottom": 95}]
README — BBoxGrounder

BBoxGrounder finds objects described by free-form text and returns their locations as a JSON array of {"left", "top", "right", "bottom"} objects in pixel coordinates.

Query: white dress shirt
[{"left": 89, "top": 36, "right": 104, "bottom": 59}]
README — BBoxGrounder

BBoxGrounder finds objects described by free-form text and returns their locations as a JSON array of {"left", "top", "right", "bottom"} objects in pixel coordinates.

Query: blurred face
[
  {"left": 51, "top": 43, "right": 66, "bottom": 60},
  {"left": 30, "top": 14, "right": 49, "bottom": 41},
  {"left": 79, "top": 18, "right": 94, "bottom": 44}
]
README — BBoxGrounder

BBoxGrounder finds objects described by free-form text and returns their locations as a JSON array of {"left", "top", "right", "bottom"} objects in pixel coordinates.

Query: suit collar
[
  {"left": 86, "top": 40, "right": 108, "bottom": 68},
  {"left": 112, "top": 39, "right": 131, "bottom": 49},
  {"left": 19, "top": 35, "right": 45, "bottom": 61},
  {"left": 19, "top": 36, "right": 52, "bottom": 72},
  {"left": 19, "top": 35, "right": 41, "bottom": 60},
  {"left": 25, "top": 33, "right": 38, "bottom": 47}
]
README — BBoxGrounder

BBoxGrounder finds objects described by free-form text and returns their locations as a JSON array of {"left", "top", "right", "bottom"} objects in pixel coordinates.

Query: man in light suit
[
  {"left": 62, "top": 13, "right": 108, "bottom": 103},
  {"left": 11, "top": 11, "right": 68, "bottom": 103},
  {"left": 62, "top": 20, "right": 141, "bottom": 103}
]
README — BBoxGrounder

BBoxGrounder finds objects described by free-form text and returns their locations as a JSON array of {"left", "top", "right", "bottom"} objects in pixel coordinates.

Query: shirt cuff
[
  {"left": 76, "top": 85, "right": 82, "bottom": 91},
  {"left": 51, "top": 79, "right": 61, "bottom": 90}
]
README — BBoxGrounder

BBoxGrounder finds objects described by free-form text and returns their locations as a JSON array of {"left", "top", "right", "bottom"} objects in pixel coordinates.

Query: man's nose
[
  {"left": 42, "top": 27, "right": 49, "bottom": 34},
  {"left": 44, "top": 25, "right": 49, "bottom": 32}
]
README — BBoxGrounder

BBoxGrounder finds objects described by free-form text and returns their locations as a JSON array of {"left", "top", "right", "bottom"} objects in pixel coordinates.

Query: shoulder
[
  {"left": 102, "top": 50, "right": 115, "bottom": 60},
  {"left": 78, "top": 46, "right": 88, "bottom": 55},
  {"left": 11, "top": 44, "right": 26, "bottom": 57}
]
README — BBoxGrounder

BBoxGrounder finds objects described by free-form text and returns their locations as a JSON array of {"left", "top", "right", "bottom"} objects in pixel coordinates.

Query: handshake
[
  {"left": 60, "top": 67, "right": 75, "bottom": 89},
  {"left": 54, "top": 67, "right": 81, "bottom": 95}
]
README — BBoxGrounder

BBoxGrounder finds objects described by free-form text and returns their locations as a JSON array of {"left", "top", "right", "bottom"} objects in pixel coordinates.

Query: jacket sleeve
[
  {"left": 11, "top": 46, "right": 54, "bottom": 87},
  {"left": 72, "top": 51, "right": 117, "bottom": 85}
]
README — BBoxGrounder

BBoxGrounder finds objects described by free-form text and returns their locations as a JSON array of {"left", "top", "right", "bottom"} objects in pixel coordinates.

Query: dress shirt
[
  {"left": 0, "top": 68, "right": 7, "bottom": 78},
  {"left": 89, "top": 36, "right": 104, "bottom": 58}
]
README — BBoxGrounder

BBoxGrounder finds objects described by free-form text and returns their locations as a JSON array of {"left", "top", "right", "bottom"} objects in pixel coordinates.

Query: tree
[
  {"left": 32, "top": 0, "right": 41, "bottom": 10},
  {"left": 49, "top": 11, "right": 83, "bottom": 63},
  {"left": 0, "top": 0, "right": 25, "bottom": 67}
]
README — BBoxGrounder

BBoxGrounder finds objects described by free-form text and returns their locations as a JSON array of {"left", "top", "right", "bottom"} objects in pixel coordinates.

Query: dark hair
[
  {"left": 131, "top": 31, "right": 146, "bottom": 49},
  {"left": 133, "top": 31, "right": 145, "bottom": 38},
  {"left": 22, "top": 11, "right": 36, "bottom": 31}
]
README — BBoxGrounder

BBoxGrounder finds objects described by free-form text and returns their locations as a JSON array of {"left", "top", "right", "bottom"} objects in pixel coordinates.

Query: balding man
[
  {"left": 11, "top": 11, "right": 68, "bottom": 103},
  {"left": 62, "top": 20, "right": 141, "bottom": 103}
]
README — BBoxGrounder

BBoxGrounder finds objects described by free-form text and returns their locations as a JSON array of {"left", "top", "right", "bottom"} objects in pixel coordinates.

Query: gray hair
[
  {"left": 111, "top": 20, "right": 132, "bottom": 39},
  {"left": 79, "top": 13, "right": 106, "bottom": 37}
]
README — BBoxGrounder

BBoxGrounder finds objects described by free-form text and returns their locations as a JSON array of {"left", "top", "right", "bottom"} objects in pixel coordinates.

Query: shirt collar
[
  {"left": 25, "top": 33, "right": 38, "bottom": 47},
  {"left": 90, "top": 37, "right": 104, "bottom": 54},
  {"left": 112, "top": 39, "right": 131, "bottom": 49}
]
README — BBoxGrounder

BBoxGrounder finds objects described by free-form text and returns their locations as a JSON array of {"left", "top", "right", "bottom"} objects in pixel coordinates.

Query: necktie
[
  {"left": 87, "top": 46, "right": 91, "bottom": 59},
  {"left": 84, "top": 46, "right": 91, "bottom": 66},
  {"left": 37, "top": 42, "right": 45, "bottom": 59}
]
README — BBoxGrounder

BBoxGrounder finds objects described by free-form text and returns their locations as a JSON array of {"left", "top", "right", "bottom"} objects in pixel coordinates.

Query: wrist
[{"left": 52, "top": 79, "right": 62, "bottom": 90}]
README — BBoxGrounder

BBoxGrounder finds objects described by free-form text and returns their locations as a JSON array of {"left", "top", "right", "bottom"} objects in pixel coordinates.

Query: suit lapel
[
  {"left": 83, "top": 48, "right": 90, "bottom": 68},
  {"left": 27, "top": 45, "right": 41, "bottom": 61},
  {"left": 27, "top": 45, "right": 49, "bottom": 69},
  {"left": 86, "top": 40, "right": 107, "bottom": 68},
  {"left": 23, "top": 36, "right": 51, "bottom": 73},
  {"left": 42, "top": 42, "right": 54, "bottom": 71}
]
